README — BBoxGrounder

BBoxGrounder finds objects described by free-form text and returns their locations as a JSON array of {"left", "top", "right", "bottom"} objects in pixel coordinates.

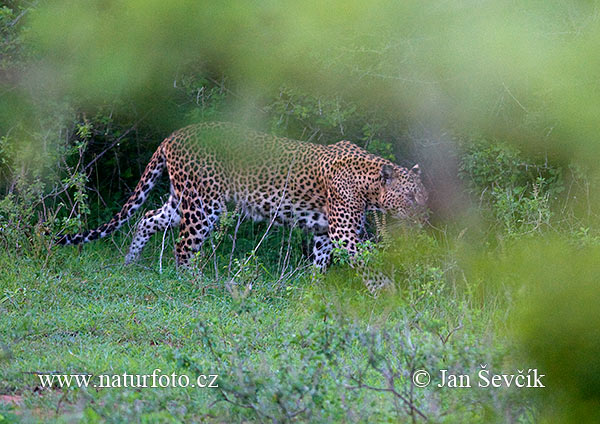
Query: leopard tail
[{"left": 57, "top": 145, "right": 166, "bottom": 245}]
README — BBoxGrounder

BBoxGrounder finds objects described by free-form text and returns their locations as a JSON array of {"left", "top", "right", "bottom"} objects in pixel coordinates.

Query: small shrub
[{"left": 459, "top": 137, "right": 563, "bottom": 235}]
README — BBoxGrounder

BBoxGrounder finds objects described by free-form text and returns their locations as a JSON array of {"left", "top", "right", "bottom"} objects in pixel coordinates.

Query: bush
[{"left": 459, "top": 137, "right": 563, "bottom": 235}]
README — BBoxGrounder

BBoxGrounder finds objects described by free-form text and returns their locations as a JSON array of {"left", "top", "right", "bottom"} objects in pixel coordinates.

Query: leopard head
[{"left": 379, "top": 163, "right": 428, "bottom": 221}]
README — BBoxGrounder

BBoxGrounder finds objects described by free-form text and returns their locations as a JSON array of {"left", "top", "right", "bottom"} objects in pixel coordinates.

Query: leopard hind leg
[{"left": 125, "top": 194, "right": 181, "bottom": 264}]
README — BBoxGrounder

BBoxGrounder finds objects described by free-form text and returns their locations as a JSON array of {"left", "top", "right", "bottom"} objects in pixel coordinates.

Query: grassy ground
[{"left": 0, "top": 226, "right": 539, "bottom": 423}]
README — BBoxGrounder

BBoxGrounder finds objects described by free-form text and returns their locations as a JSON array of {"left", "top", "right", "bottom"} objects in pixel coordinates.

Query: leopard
[{"left": 57, "top": 122, "right": 428, "bottom": 271}]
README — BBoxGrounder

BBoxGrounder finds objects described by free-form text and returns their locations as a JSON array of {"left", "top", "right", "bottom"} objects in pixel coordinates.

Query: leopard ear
[
  {"left": 411, "top": 164, "right": 421, "bottom": 176},
  {"left": 381, "top": 164, "right": 394, "bottom": 185}
]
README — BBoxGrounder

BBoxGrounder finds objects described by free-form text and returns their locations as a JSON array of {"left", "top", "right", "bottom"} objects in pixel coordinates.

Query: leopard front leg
[
  {"left": 326, "top": 197, "right": 362, "bottom": 260},
  {"left": 326, "top": 199, "right": 394, "bottom": 295}
]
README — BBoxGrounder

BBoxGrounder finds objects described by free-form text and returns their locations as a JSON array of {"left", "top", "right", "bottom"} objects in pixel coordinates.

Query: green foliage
[
  {"left": 266, "top": 87, "right": 399, "bottom": 161},
  {"left": 0, "top": 242, "right": 533, "bottom": 423},
  {"left": 467, "top": 238, "right": 600, "bottom": 423},
  {"left": 0, "top": 3, "right": 27, "bottom": 71},
  {"left": 459, "top": 137, "right": 563, "bottom": 235},
  {"left": 0, "top": 188, "right": 38, "bottom": 253},
  {"left": 268, "top": 87, "right": 357, "bottom": 137},
  {"left": 178, "top": 73, "right": 228, "bottom": 123}
]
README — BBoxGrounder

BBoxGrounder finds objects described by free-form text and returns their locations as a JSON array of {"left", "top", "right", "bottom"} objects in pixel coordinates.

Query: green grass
[
  {"left": 0, "top": 229, "right": 540, "bottom": 423},
  {"left": 0, "top": 230, "right": 532, "bottom": 422}
]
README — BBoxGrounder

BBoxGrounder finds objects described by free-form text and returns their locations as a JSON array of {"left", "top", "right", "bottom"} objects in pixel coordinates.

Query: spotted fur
[{"left": 58, "top": 122, "right": 428, "bottom": 269}]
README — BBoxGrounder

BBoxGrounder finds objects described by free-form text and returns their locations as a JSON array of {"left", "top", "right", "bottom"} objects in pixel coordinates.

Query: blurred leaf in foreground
[{"left": 465, "top": 237, "right": 600, "bottom": 423}]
